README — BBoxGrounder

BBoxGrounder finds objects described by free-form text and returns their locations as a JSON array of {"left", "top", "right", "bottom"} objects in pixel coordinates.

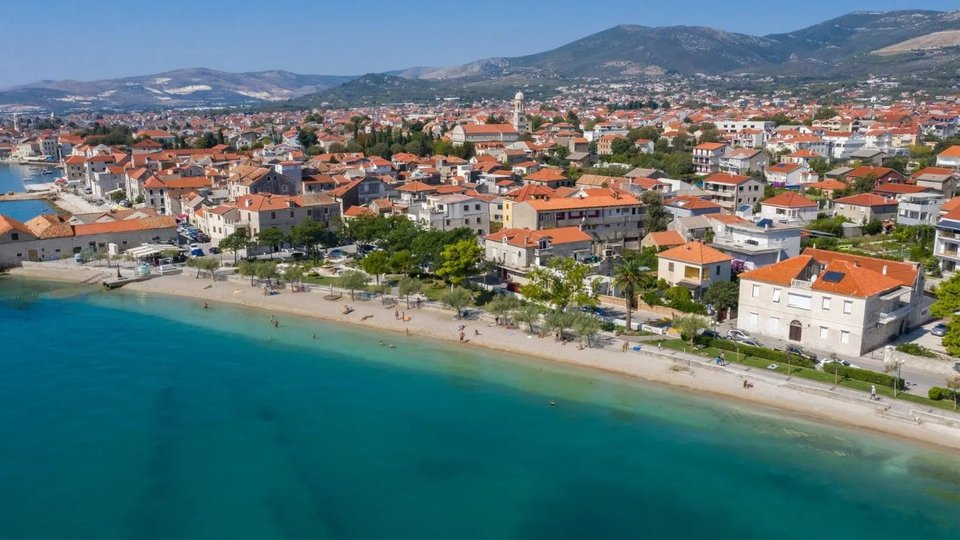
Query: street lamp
[{"left": 892, "top": 358, "right": 905, "bottom": 398}]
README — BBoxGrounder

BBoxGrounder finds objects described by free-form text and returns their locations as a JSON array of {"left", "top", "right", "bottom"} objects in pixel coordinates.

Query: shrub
[
  {"left": 642, "top": 291, "right": 662, "bottom": 306},
  {"left": 692, "top": 336, "right": 815, "bottom": 368},
  {"left": 928, "top": 387, "right": 955, "bottom": 401},
  {"left": 825, "top": 365, "right": 905, "bottom": 390},
  {"left": 895, "top": 343, "right": 937, "bottom": 358}
]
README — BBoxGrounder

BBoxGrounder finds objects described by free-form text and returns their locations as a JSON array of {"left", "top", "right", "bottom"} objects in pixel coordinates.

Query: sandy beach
[{"left": 9, "top": 263, "right": 960, "bottom": 451}]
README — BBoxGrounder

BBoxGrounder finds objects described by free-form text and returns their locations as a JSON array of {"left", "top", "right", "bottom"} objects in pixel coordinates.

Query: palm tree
[{"left": 612, "top": 257, "right": 650, "bottom": 332}]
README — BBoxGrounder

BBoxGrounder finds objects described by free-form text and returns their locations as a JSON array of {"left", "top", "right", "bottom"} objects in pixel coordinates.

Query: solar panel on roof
[{"left": 821, "top": 271, "right": 845, "bottom": 283}]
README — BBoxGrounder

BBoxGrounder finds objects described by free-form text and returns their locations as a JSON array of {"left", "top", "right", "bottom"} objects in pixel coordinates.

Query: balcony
[
  {"left": 791, "top": 279, "right": 813, "bottom": 289},
  {"left": 711, "top": 235, "right": 779, "bottom": 254},
  {"left": 878, "top": 304, "right": 911, "bottom": 324}
]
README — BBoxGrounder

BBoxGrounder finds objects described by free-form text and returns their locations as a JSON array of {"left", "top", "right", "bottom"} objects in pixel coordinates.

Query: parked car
[
  {"left": 190, "top": 248, "right": 205, "bottom": 257},
  {"left": 782, "top": 345, "right": 817, "bottom": 362},
  {"left": 208, "top": 246, "right": 221, "bottom": 254},
  {"left": 736, "top": 337, "right": 762, "bottom": 347},
  {"left": 953, "top": 362, "right": 960, "bottom": 373},
  {"left": 931, "top": 323, "right": 948, "bottom": 337},
  {"left": 727, "top": 329, "right": 751, "bottom": 341},
  {"left": 699, "top": 329, "right": 726, "bottom": 340},
  {"left": 821, "top": 358, "right": 860, "bottom": 370}
]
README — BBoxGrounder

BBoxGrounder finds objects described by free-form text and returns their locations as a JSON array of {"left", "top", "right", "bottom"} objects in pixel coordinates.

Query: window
[
  {"left": 822, "top": 297, "right": 831, "bottom": 310},
  {"left": 768, "top": 317, "right": 780, "bottom": 332},
  {"left": 752, "top": 284, "right": 760, "bottom": 298},
  {"left": 819, "top": 326, "right": 828, "bottom": 339},
  {"left": 840, "top": 330, "right": 850, "bottom": 344},
  {"left": 271, "top": 212, "right": 276, "bottom": 219},
  {"left": 772, "top": 288, "right": 781, "bottom": 302},
  {"left": 843, "top": 300, "right": 853, "bottom": 314},
  {"left": 749, "top": 312, "right": 759, "bottom": 327},
  {"left": 715, "top": 265, "right": 721, "bottom": 276},
  {"left": 10, "top": 233, "right": 17, "bottom": 241},
  {"left": 668, "top": 262, "right": 675, "bottom": 272},
  {"left": 787, "top": 293, "right": 812, "bottom": 310}
]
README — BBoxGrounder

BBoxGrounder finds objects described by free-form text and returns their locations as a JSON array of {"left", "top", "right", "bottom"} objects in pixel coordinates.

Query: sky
[{"left": 1, "top": 0, "right": 958, "bottom": 87}]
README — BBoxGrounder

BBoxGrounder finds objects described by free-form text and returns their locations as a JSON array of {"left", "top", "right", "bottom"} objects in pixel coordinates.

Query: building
[
  {"left": 910, "top": 167, "right": 959, "bottom": 197},
  {"left": 896, "top": 193, "right": 944, "bottom": 226},
  {"left": 737, "top": 249, "right": 925, "bottom": 356},
  {"left": 0, "top": 213, "right": 177, "bottom": 267},
  {"left": 720, "top": 148, "right": 769, "bottom": 176},
  {"left": 934, "top": 205, "right": 960, "bottom": 274},
  {"left": 765, "top": 162, "right": 805, "bottom": 188},
  {"left": 656, "top": 241, "right": 732, "bottom": 298},
  {"left": 692, "top": 142, "right": 729, "bottom": 174},
  {"left": 510, "top": 91, "right": 529, "bottom": 134},
  {"left": 227, "top": 165, "right": 299, "bottom": 198},
  {"left": 510, "top": 191, "right": 645, "bottom": 251},
  {"left": 641, "top": 230, "right": 686, "bottom": 250},
  {"left": 936, "top": 145, "right": 960, "bottom": 168},
  {"left": 709, "top": 219, "right": 802, "bottom": 270},
  {"left": 832, "top": 193, "right": 898, "bottom": 224},
  {"left": 485, "top": 227, "right": 593, "bottom": 283},
  {"left": 701, "top": 173, "right": 764, "bottom": 210},
  {"left": 448, "top": 124, "right": 519, "bottom": 145},
  {"left": 664, "top": 195, "right": 723, "bottom": 218},
  {"left": 846, "top": 166, "right": 905, "bottom": 187},
  {"left": 407, "top": 193, "right": 490, "bottom": 236},
  {"left": 759, "top": 192, "right": 819, "bottom": 224}
]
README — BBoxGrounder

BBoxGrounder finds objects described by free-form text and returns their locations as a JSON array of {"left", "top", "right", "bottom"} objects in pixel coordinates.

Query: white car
[{"left": 727, "top": 329, "right": 751, "bottom": 341}]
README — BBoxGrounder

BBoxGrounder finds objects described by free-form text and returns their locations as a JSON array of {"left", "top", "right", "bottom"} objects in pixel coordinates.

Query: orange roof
[
  {"left": 645, "top": 230, "right": 685, "bottom": 248},
  {"left": 63, "top": 155, "right": 85, "bottom": 165},
  {"left": 739, "top": 255, "right": 905, "bottom": 298},
  {"left": 703, "top": 172, "right": 753, "bottom": 185},
  {"left": 666, "top": 195, "right": 721, "bottom": 211},
  {"left": 694, "top": 142, "right": 727, "bottom": 150},
  {"left": 805, "top": 179, "right": 847, "bottom": 191},
  {"left": 0, "top": 215, "right": 33, "bottom": 237},
  {"left": 343, "top": 206, "right": 375, "bottom": 218},
  {"left": 524, "top": 194, "right": 640, "bottom": 211},
  {"left": 485, "top": 226, "right": 592, "bottom": 248},
  {"left": 941, "top": 196, "right": 960, "bottom": 214},
  {"left": 397, "top": 181, "right": 437, "bottom": 193},
  {"left": 73, "top": 216, "right": 176, "bottom": 236},
  {"left": 762, "top": 192, "right": 817, "bottom": 208},
  {"left": 524, "top": 168, "right": 568, "bottom": 182},
  {"left": 459, "top": 124, "right": 518, "bottom": 134},
  {"left": 833, "top": 193, "right": 896, "bottom": 207},
  {"left": 938, "top": 145, "right": 960, "bottom": 158},
  {"left": 802, "top": 248, "right": 919, "bottom": 288},
  {"left": 657, "top": 241, "right": 732, "bottom": 265},
  {"left": 848, "top": 165, "right": 902, "bottom": 179}
]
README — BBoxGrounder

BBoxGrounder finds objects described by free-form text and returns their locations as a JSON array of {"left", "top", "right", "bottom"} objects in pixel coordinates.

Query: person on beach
[
  {"left": 657, "top": 341, "right": 662, "bottom": 351},
  {"left": 273, "top": 319, "right": 279, "bottom": 328},
  {"left": 203, "top": 302, "right": 209, "bottom": 310},
  {"left": 622, "top": 340, "right": 629, "bottom": 352},
  {"left": 871, "top": 385, "right": 878, "bottom": 401},
  {"left": 405, "top": 328, "right": 410, "bottom": 336},
  {"left": 459, "top": 331, "right": 465, "bottom": 343},
  {"left": 394, "top": 309, "right": 399, "bottom": 320},
  {"left": 474, "top": 329, "right": 480, "bottom": 337}
]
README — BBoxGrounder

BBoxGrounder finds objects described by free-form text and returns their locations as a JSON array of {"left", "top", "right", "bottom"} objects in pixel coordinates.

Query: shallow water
[
  {"left": 0, "top": 163, "right": 56, "bottom": 220},
  {"left": 0, "top": 277, "right": 958, "bottom": 539}
]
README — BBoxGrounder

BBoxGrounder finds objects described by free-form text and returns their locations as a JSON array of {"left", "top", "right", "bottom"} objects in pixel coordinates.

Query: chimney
[{"left": 882, "top": 265, "right": 888, "bottom": 275}]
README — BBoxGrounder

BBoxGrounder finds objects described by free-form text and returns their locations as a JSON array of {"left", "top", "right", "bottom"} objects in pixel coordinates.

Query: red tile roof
[
  {"left": 762, "top": 192, "right": 817, "bottom": 208},
  {"left": 658, "top": 241, "right": 732, "bottom": 265}
]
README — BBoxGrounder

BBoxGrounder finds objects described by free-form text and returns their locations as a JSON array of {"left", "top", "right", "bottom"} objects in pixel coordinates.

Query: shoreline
[{"left": 9, "top": 264, "right": 960, "bottom": 452}]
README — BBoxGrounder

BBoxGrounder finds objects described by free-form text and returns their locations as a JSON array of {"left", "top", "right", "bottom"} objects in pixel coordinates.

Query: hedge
[
  {"left": 928, "top": 387, "right": 957, "bottom": 401},
  {"left": 692, "top": 336, "right": 816, "bottom": 368},
  {"left": 822, "top": 364, "right": 905, "bottom": 390}
]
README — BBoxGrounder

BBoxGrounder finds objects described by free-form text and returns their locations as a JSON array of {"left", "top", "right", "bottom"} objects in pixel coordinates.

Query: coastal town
[
  {"left": 3, "top": 85, "right": 960, "bottom": 420},
  {"left": 5, "top": 3, "right": 960, "bottom": 537}
]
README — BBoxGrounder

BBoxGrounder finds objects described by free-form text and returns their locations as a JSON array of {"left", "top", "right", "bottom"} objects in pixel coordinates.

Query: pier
[{"left": 0, "top": 191, "right": 54, "bottom": 202}]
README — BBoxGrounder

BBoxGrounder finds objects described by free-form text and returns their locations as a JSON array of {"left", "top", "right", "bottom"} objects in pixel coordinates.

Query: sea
[
  {"left": 0, "top": 276, "right": 959, "bottom": 540},
  {"left": 0, "top": 162, "right": 57, "bottom": 221}
]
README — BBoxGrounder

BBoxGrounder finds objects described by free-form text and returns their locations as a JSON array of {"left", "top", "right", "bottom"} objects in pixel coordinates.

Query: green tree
[
  {"left": 186, "top": 257, "right": 218, "bottom": 280},
  {"left": 702, "top": 281, "right": 739, "bottom": 316},
  {"left": 813, "top": 106, "right": 839, "bottom": 120},
  {"left": 514, "top": 303, "right": 542, "bottom": 332},
  {"left": 613, "top": 257, "right": 652, "bottom": 331},
  {"left": 219, "top": 229, "right": 250, "bottom": 265},
  {"left": 255, "top": 260, "right": 279, "bottom": 286},
  {"left": 398, "top": 276, "right": 423, "bottom": 308},
  {"left": 486, "top": 295, "right": 521, "bottom": 325},
  {"left": 256, "top": 228, "right": 287, "bottom": 256},
  {"left": 931, "top": 274, "right": 960, "bottom": 319},
  {"left": 522, "top": 257, "right": 597, "bottom": 311},
  {"left": 672, "top": 315, "right": 709, "bottom": 345},
  {"left": 808, "top": 158, "right": 831, "bottom": 176},
  {"left": 851, "top": 174, "right": 878, "bottom": 194},
  {"left": 338, "top": 270, "right": 370, "bottom": 301},
  {"left": 360, "top": 250, "right": 390, "bottom": 285},
  {"left": 290, "top": 219, "right": 329, "bottom": 262},
  {"left": 641, "top": 191, "right": 668, "bottom": 232},
  {"left": 283, "top": 265, "right": 305, "bottom": 290},
  {"left": 543, "top": 310, "right": 577, "bottom": 341},
  {"left": 441, "top": 287, "right": 473, "bottom": 319},
  {"left": 436, "top": 239, "right": 483, "bottom": 287},
  {"left": 571, "top": 313, "right": 602, "bottom": 347},
  {"left": 943, "top": 322, "right": 960, "bottom": 357},
  {"left": 237, "top": 259, "right": 258, "bottom": 286},
  {"left": 388, "top": 250, "right": 417, "bottom": 275}
]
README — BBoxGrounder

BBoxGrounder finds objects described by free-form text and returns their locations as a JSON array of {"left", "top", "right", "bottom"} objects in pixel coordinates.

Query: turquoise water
[
  {"left": 1, "top": 277, "right": 959, "bottom": 540},
  {"left": 0, "top": 163, "right": 56, "bottom": 220}
]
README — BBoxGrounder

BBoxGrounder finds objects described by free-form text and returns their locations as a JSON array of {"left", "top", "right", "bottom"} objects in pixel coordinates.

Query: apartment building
[
  {"left": 484, "top": 226, "right": 594, "bottom": 283},
  {"left": 737, "top": 249, "right": 925, "bottom": 356},
  {"left": 656, "top": 241, "right": 732, "bottom": 298},
  {"left": 407, "top": 193, "right": 490, "bottom": 236},
  {"left": 759, "top": 192, "right": 819, "bottom": 224},
  {"left": 692, "top": 142, "right": 729, "bottom": 175},
  {"left": 701, "top": 172, "right": 764, "bottom": 210},
  {"left": 719, "top": 148, "right": 769, "bottom": 176},
  {"left": 709, "top": 219, "right": 802, "bottom": 270},
  {"left": 510, "top": 191, "right": 645, "bottom": 250}
]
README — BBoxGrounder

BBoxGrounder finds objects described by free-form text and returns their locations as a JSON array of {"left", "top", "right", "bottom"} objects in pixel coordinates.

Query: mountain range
[{"left": 3, "top": 9, "right": 960, "bottom": 112}]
